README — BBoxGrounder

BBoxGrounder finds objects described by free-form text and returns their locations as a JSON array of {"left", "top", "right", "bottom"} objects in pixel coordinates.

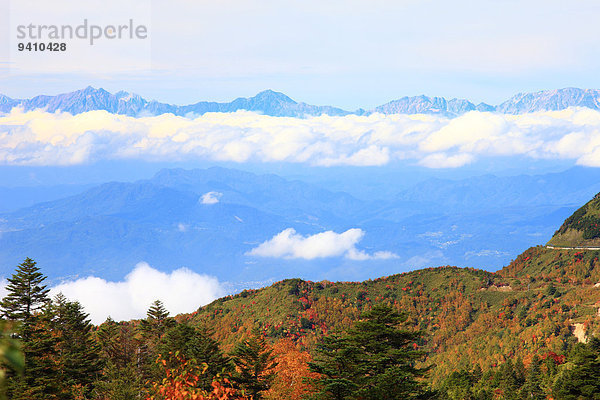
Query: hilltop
[
  {"left": 184, "top": 250, "right": 600, "bottom": 385},
  {"left": 165, "top": 193, "right": 600, "bottom": 386},
  {"left": 548, "top": 192, "right": 600, "bottom": 247}
]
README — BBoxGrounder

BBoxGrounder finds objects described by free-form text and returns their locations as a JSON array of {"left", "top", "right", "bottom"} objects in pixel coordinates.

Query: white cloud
[
  {"left": 0, "top": 279, "right": 8, "bottom": 300},
  {"left": 177, "top": 223, "right": 188, "bottom": 232},
  {"left": 3, "top": 107, "right": 600, "bottom": 168},
  {"left": 247, "top": 228, "right": 398, "bottom": 260},
  {"left": 419, "top": 153, "right": 474, "bottom": 169},
  {"left": 49, "top": 262, "right": 224, "bottom": 324},
  {"left": 200, "top": 191, "right": 223, "bottom": 204}
]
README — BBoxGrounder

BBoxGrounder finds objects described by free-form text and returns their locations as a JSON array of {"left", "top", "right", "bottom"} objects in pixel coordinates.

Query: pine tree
[
  {"left": 158, "top": 323, "right": 232, "bottom": 391},
  {"left": 147, "top": 300, "right": 169, "bottom": 321},
  {"left": 95, "top": 318, "right": 144, "bottom": 400},
  {"left": 310, "top": 304, "right": 433, "bottom": 400},
  {"left": 498, "top": 359, "right": 519, "bottom": 400},
  {"left": 309, "top": 334, "right": 361, "bottom": 400},
  {"left": 9, "top": 306, "right": 61, "bottom": 400},
  {"left": 52, "top": 294, "right": 102, "bottom": 399},
  {"left": 0, "top": 258, "right": 50, "bottom": 326},
  {"left": 519, "top": 355, "right": 545, "bottom": 400},
  {"left": 231, "top": 331, "right": 277, "bottom": 400},
  {"left": 140, "top": 299, "right": 173, "bottom": 342},
  {"left": 1, "top": 260, "right": 60, "bottom": 400},
  {"left": 553, "top": 337, "right": 600, "bottom": 399}
]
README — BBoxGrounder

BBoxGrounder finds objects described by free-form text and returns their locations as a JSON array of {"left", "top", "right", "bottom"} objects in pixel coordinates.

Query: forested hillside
[{"left": 3, "top": 195, "right": 600, "bottom": 399}]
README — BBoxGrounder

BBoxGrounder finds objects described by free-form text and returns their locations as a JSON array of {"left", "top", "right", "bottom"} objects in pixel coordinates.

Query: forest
[{"left": 1, "top": 252, "right": 600, "bottom": 399}]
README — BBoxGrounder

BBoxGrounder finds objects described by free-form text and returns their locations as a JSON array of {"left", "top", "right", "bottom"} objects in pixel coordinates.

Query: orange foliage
[
  {"left": 146, "top": 353, "right": 248, "bottom": 400},
  {"left": 264, "top": 338, "right": 320, "bottom": 400}
]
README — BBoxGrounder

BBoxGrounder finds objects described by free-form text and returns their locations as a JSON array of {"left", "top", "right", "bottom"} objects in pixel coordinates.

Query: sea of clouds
[{"left": 1, "top": 107, "right": 600, "bottom": 168}]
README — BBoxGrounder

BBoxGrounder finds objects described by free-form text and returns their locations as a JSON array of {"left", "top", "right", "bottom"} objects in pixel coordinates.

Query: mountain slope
[
  {"left": 548, "top": 193, "right": 600, "bottom": 247},
  {"left": 182, "top": 196, "right": 600, "bottom": 386},
  {"left": 187, "top": 254, "right": 600, "bottom": 385}
]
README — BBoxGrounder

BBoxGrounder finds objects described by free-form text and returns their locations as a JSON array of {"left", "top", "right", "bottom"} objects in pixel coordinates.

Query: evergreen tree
[
  {"left": 310, "top": 304, "right": 433, "bottom": 400},
  {"left": 9, "top": 306, "right": 61, "bottom": 400},
  {"left": 553, "top": 337, "right": 600, "bottom": 399},
  {"left": 1, "top": 260, "right": 61, "bottom": 400},
  {"left": 95, "top": 318, "right": 145, "bottom": 399},
  {"left": 231, "top": 331, "right": 277, "bottom": 399},
  {"left": 52, "top": 294, "right": 102, "bottom": 399},
  {"left": 438, "top": 370, "right": 474, "bottom": 400},
  {"left": 497, "top": 359, "right": 519, "bottom": 400},
  {"left": 0, "top": 258, "right": 49, "bottom": 326},
  {"left": 158, "top": 323, "right": 232, "bottom": 391},
  {"left": 140, "top": 299, "right": 173, "bottom": 342},
  {"left": 309, "top": 334, "right": 361, "bottom": 400},
  {"left": 519, "top": 355, "right": 545, "bottom": 400},
  {"left": 147, "top": 299, "right": 169, "bottom": 321}
]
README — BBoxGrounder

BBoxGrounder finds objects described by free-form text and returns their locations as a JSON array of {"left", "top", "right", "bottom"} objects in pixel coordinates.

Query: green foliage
[
  {"left": 0, "top": 321, "right": 23, "bottom": 400},
  {"left": 231, "top": 330, "right": 277, "bottom": 399},
  {"left": 551, "top": 195, "right": 600, "bottom": 244},
  {"left": 553, "top": 337, "right": 600, "bottom": 399},
  {"left": 52, "top": 294, "right": 103, "bottom": 398},
  {"left": 10, "top": 306, "right": 61, "bottom": 400},
  {"left": 310, "top": 334, "right": 361, "bottom": 400},
  {"left": 95, "top": 317, "right": 146, "bottom": 398},
  {"left": 310, "top": 304, "right": 433, "bottom": 400},
  {"left": 0, "top": 258, "right": 50, "bottom": 324},
  {"left": 158, "top": 323, "right": 232, "bottom": 391},
  {"left": 140, "top": 299, "right": 175, "bottom": 343}
]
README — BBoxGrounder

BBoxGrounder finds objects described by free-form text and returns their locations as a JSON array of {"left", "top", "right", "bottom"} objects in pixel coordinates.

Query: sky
[
  {"left": 1, "top": 0, "right": 600, "bottom": 109},
  {"left": 2, "top": 0, "right": 600, "bottom": 323}
]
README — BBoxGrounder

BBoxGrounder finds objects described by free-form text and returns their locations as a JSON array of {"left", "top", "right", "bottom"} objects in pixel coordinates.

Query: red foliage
[
  {"left": 146, "top": 353, "right": 248, "bottom": 400},
  {"left": 543, "top": 351, "right": 566, "bottom": 365}
]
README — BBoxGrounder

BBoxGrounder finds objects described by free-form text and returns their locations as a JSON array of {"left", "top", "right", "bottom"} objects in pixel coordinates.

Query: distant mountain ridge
[
  {"left": 1, "top": 87, "right": 600, "bottom": 117},
  {"left": 1, "top": 166, "right": 597, "bottom": 283}
]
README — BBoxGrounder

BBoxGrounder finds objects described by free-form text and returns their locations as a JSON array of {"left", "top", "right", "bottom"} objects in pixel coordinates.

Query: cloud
[
  {"left": 177, "top": 223, "right": 188, "bottom": 232},
  {"left": 3, "top": 107, "right": 600, "bottom": 168},
  {"left": 49, "top": 262, "right": 224, "bottom": 324},
  {"left": 247, "top": 228, "right": 398, "bottom": 260},
  {"left": 0, "top": 279, "right": 8, "bottom": 300},
  {"left": 200, "top": 191, "right": 223, "bottom": 204}
]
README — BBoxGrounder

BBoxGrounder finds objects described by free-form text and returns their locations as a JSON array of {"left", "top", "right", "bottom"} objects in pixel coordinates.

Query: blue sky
[{"left": 1, "top": 0, "right": 600, "bottom": 109}]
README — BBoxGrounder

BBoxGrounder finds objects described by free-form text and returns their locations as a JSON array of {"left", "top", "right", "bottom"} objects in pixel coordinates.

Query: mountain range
[
  {"left": 2, "top": 166, "right": 599, "bottom": 285},
  {"left": 1, "top": 87, "right": 600, "bottom": 117}
]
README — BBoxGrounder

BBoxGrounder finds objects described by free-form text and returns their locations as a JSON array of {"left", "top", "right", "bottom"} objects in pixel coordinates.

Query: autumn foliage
[{"left": 146, "top": 353, "right": 248, "bottom": 400}]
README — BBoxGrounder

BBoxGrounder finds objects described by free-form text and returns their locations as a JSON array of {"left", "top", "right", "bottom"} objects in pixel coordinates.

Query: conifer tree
[
  {"left": 10, "top": 306, "right": 61, "bottom": 400},
  {"left": 231, "top": 331, "right": 277, "bottom": 400},
  {"left": 310, "top": 304, "right": 433, "bottom": 400},
  {"left": 52, "top": 294, "right": 102, "bottom": 398},
  {"left": 519, "top": 355, "right": 545, "bottom": 400},
  {"left": 95, "top": 318, "right": 144, "bottom": 400},
  {"left": 309, "top": 334, "right": 361, "bottom": 400},
  {"left": 140, "top": 300, "right": 173, "bottom": 342},
  {"left": 553, "top": 337, "right": 600, "bottom": 399},
  {"left": 498, "top": 359, "right": 519, "bottom": 400},
  {"left": 158, "top": 323, "right": 232, "bottom": 391},
  {"left": 1, "top": 260, "right": 60, "bottom": 400},
  {"left": 147, "top": 299, "right": 169, "bottom": 321},
  {"left": 0, "top": 258, "right": 49, "bottom": 326}
]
